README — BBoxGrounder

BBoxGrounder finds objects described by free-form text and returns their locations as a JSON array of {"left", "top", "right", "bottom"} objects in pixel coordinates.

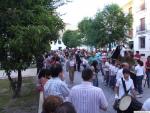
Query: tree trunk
[
  {"left": 7, "top": 72, "right": 16, "bottom": 97},
  {"left": 16, "top": 69, "right": 22, "bottom": 97},
  {"left": 7, "top": 70, "right": 22, "bottom": 98}
]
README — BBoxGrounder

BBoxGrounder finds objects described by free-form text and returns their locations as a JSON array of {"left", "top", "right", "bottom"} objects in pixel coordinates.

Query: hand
[
  {"left": 115, "top": 94, "right": 119, "bottom": 100},
  {"left": 143, "top": 74, "right": 147, "bottom": 80}
]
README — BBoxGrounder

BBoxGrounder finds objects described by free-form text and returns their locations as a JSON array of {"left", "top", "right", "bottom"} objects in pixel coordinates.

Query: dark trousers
[
  {"left": 130, "top": 75, "right": 137, "bottom": 90},
  {"left": 105, "top": 71, "right": 109, "bottom": 85},
  {"left": 77, "top": 62, "right": 81, "bottom": 71},
  {"left": 83, "top": 64, "right": 86, "bottom": 69},
  {"left": 146, "top": 71, "right": 150, "bottom": 88},
  {"left": 136, "top": 76, "right": 143, "bottom": 94},
  {"left": 109, "top": 76, "right": 116, "bottom": 88},
  {"left": 99, "top": 63, "right": 104, "bottom": 76},
  {"left": 93, "top": 73, "right": 98, "bottom": 87}
]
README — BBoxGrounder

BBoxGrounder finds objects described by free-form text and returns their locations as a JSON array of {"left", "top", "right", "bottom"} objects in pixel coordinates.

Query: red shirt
[
  {"left": 145, "top": 61, "right": 150, "bottom": 71},
  {"left": 134, "top": 53, "right": 141, "bottom": 60}
]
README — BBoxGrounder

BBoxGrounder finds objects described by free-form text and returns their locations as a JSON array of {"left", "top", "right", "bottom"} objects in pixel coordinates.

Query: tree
[
  {"left": 62, "top": 30, "right": 82, "bottom": 48},
  {"left": 78, "top": 4, "right": 133, "bottom": 49},
  {"left": 96, "top": 4, "right": 133, "bottom": 49},
  {"left": 0, "top": 0, "right": 65, "bottom": 98},
  {"left": 78, "top": 17, "right": 97, "bottom": 46}
]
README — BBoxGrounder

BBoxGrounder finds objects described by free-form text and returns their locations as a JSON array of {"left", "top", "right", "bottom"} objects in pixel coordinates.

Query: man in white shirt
[
  {"left": 69, "top": 68, "right": 108, "bottom": 113},
  {"left": 104, "top": 60, "right": 110, "bottom": 86},
  {"left": 135, "top": 60, "right": 145, "bottom": 97},
  {"left": 142, "top": 98, "right": 150, "bottom": 111},
  {"left": 115, "top": 68, "right": 135, "bottom": 113}
]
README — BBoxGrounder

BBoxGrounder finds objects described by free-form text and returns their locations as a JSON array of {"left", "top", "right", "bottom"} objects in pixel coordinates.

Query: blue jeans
[
  {"left": 146, "top": 71, "right": 150, "bottom": 88},
  {"left": 93, "top": 73, "right": 98, "bottom": 87},
  {"left": 109, "top": 76, "right": 116, "bottom": 88},
  {"left": 99, "top": 63, "right": 104, "bottom": 76},
  {"left": 136, "top": 76, "right": 143, "bottom": 94}
]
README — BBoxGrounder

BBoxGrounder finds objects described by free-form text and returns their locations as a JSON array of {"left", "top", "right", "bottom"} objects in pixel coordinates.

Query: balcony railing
[{"left": 136, "top": 26, "right": 146, "bottom": 34}]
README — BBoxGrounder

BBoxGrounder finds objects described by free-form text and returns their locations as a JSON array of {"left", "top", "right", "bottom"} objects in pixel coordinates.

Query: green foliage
[
  {"left": 78, "top": 18, "right": 97, "bottom": 46},
  {"left": 0, "top": 0, "right": 64, "bottom": 72},
  {"left": 62, "top": 30, "right": 82, "bottom": 48},
  {"left": 78, "top": 4, "right": 133, "bottom": 48}
]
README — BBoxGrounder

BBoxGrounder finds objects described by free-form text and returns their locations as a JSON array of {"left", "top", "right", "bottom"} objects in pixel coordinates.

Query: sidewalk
[{"left": 0, "top": 68, "right": 37, "bottom": 79}]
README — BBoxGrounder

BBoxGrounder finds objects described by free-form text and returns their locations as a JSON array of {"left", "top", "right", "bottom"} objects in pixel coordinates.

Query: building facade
[{"left": 123, "top": 0, "right": 150, "bottom": 57}]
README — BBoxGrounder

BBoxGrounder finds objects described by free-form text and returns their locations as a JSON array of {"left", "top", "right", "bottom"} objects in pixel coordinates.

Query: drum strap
[{"left": 121, "top": 78, "right": 130, "bottom": 95}]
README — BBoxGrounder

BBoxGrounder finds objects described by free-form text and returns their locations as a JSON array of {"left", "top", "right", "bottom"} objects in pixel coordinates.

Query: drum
[
  {"left": 119, "top": 95, "right": 132, "bottom": 111},
  {"left": 119, "top": 95, "right": 143, "bottom": 111}
]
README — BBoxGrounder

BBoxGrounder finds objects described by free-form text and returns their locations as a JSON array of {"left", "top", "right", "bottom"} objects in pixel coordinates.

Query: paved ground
[{"left": 0, "top": 68, "right": 37, "bottom": 79}]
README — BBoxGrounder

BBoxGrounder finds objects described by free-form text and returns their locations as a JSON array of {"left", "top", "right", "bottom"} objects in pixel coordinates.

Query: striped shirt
[
  {"left": 68, "top": 82, "right": 108, "bottom": 113},
  {"left": 44, "top": 77, "right": 70, "bottom": 100}
]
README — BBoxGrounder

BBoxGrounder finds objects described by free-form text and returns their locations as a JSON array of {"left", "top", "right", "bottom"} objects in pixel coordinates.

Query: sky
[{"left": 56, "top": 0, "right": 129, "bottom": 30}]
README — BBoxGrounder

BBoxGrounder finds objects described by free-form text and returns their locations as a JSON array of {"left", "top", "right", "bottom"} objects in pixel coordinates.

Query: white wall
[
  {"left": 51, "top": 39, "right": 66, "bottom": 50},
  {"left": 132, "top": 0, "right": 150, "bottom": 57}
]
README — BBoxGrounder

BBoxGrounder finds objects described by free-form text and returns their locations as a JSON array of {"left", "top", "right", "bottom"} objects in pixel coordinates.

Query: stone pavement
[{"left": 0, "top": 68, "right": 37, "bottom": 79}]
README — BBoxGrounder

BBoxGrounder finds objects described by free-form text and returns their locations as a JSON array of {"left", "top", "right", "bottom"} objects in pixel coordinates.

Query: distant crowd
[{"left": 36, "top": 48, "right": 150, "bottom": 113}]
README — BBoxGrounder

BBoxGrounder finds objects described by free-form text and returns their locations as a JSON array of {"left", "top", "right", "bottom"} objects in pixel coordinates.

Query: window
[
  {"left": 140, "top": 0, "right": 145, "bottom": 10},
  {"left": 139, "top": 36, "right": 145, "bottom": 48},
  {"left": 129, "top": 7, "right": 132, "bottom": 13},
  {"left": 140, "top": 18, "right": 145, "bottom": 31}
]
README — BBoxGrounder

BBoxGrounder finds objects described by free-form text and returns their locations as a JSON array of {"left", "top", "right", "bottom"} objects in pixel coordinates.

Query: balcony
[{"left": 136, "top": 26, "right": 146, "bottom": 35}]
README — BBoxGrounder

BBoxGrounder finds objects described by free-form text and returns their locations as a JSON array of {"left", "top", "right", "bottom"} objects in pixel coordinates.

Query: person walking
[
  {"left": 145, "top": 56, "right": 150, "bottom": 88},
  {"left": 135, "top": 60, "right": 145, "bottom": 97},
  {"left": 90, "top": 60, "right": 99, "bottom": 87},
  {"left": 69, "top": 68, "right": 108, "bottom": 113},
  {"left": 44, "top": 63, "right": 70, "bottom": 100},
  {"left": 75, "top": 51, "right": 82, "bottom": 72},
  {"left": 66, "top": 55, "right": 76, "bottom": 84}
]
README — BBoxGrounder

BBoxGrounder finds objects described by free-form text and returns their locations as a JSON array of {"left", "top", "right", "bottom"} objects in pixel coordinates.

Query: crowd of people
[{"left": 36, "top": 48, "right": 150, "bottom": 113}]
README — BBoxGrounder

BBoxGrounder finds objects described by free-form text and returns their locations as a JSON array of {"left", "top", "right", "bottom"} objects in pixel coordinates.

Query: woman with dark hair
[
  {"left": 90, "top": 60, "right": 99, "bottom": 87},
  {"left": 37, "top": 69, "right": 51, "bottom": 92},
  {"left": 55, "top": 102, "right": 76, "bottom": 113},
  {"left": 43, "top": 96, "right": 63, "bottom": 113}
]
